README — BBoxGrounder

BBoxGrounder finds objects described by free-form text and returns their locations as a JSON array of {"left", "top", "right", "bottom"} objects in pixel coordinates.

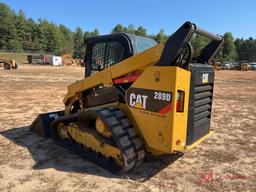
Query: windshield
[{"left": 128, "top": 35, "right": 157, "bottom": 54}]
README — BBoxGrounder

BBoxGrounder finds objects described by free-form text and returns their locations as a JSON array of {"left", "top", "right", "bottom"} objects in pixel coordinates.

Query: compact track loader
[{"left": 30, "top": 21, "right": 224, "bottom": 174}]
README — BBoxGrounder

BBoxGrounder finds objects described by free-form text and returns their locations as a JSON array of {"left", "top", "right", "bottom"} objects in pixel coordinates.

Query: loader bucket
[{"left": 29, "top": 110, "right": 64, "bottom": 137}]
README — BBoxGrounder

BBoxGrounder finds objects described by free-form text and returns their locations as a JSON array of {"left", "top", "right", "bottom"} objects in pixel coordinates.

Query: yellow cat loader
[{"left": 30, "top": 22, "right": 224, "bottom": 174}]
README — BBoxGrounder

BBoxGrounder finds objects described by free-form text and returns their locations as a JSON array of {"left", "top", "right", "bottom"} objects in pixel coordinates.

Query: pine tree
[
  {"left": 59, "top": 24, "right": 74, "bottom": 54},
  {"left": 38, "top": 18, "right": 49, "bottom": 52},
  {"left": 8, "top": 39, "right": 23, "bottom": 51},
  {"left": 111, "top": 24, "right": 125, "bottom": 33},
  {"left": 222, "top": 32, "right": 237, "bottom": 61},
  {"left": 238, "top": 38, "right": 256, "bottom": 61},
  {"left": 126, "top": 24, "right": 136, "bottom": 34},
  {"left": 14, "top": 10, "right": 31, "bottom": 50},
  {"left": 234, "top": 38, "right": 244, "bottom": 61},
  {"left": 135, "top": 26, "right": 147, "bottom": 37},
  {"left": 190, "top": 35, "right": 209, "bottom": 50},
  {"left": 42, "top": 23, "right": 61, "bottom": 53},
  {"left": 154, "top": 29, "right": 168, "bottom": 43},
  {"left": 91, "top": 28, "right": 100, "bottom": 36},
  {"left": 47, "top": 24, "right": 62, "bottom": 54},
  {"left": 73, "top": 27, "right": 84, "bottom": 58},
  {"left": 0, "top": 3, "right": 17, "bottom": 49}
]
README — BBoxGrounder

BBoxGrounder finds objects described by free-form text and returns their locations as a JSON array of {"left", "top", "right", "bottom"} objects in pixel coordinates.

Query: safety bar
[
  {"left": 195, "top": 26, "right": 223, "bottom": 42},
  {"left": 158, "top": 21, "right": 224, "bottom": 68}
]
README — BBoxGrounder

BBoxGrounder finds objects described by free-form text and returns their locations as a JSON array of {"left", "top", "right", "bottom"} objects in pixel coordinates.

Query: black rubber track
[
  {"left": 110, "top": 107, "right": 145, "bottom": 167},
  {"left": 50, "top": 107, "right": 145, "bottom": 174}
]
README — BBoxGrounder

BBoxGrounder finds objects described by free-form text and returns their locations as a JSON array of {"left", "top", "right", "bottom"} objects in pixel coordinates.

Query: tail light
[{"left": 176, "top": 90, "right": 185, "bottom": 112}]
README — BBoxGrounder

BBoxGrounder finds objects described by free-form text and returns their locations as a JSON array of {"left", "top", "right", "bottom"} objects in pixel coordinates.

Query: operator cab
[
  {"left": 84, "top": 33, "right": 157, "bottom": 77},
  {"left": 82, "top": 33, "right": 157, "bottom": 108}
]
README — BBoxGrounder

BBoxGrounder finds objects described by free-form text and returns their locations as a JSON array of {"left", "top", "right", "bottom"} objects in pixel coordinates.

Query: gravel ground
[{"left": 0, "top": 64, "right": 255, "bottom": 192}]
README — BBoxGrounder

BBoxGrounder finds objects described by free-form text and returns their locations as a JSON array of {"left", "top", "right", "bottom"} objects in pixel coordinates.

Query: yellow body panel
[{"left": 123, "top": 66, "right": 191, "bottom": 155}]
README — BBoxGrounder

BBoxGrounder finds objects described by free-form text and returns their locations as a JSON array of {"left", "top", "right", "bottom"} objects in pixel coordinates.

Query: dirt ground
[{"left": 0, "top": 64, "right": 255, "bottom": 192}]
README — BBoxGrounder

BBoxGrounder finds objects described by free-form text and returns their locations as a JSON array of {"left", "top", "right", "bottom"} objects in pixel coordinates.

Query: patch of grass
[{"left": 0, "top": 53, "right": 27, "bottom": 63}]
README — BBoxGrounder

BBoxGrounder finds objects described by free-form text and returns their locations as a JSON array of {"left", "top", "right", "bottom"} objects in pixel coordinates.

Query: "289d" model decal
[
  {"left": 126, "top": 88, "right": 172, "bottom": 114},
  {"left": 154, "top": 92, "right": 171, "bottom": 101}
]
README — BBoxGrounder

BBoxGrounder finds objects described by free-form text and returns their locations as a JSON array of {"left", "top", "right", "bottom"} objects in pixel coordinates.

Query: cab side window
[
  {"left": 90, "top": 41, "right": 125, "bottom": 75},
  {"left": 105, "top": 42, "right": 125, "bottom": 67},
  {"left": 91, "top": 43, "right": 105, "bottom": 71}
]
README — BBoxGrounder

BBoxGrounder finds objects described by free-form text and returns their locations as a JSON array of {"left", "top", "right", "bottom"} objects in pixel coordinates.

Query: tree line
[
  {"left": 0, "top": 3, "right": 255, "bottom": 61},
  {"left": 0, "top": 3, "right": 99, "bottom": 58}
]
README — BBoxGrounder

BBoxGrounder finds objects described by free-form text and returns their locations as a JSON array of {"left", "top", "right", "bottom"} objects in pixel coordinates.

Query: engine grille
[
  {"left": 193, "top": 84, "right": 213, "bottom": 127},
  {"left": 186, "top": 63, "right": 215, "bottom": 145}
]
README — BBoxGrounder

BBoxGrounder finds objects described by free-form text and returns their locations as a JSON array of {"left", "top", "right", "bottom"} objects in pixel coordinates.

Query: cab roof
[{"left": 84, "top": 33, "right": 157, "bottom": 55}]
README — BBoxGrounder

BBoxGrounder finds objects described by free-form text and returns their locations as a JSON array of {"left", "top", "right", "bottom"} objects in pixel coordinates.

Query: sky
[{"left": 2, "top": 0, "right": 256, "bottom": 38}]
